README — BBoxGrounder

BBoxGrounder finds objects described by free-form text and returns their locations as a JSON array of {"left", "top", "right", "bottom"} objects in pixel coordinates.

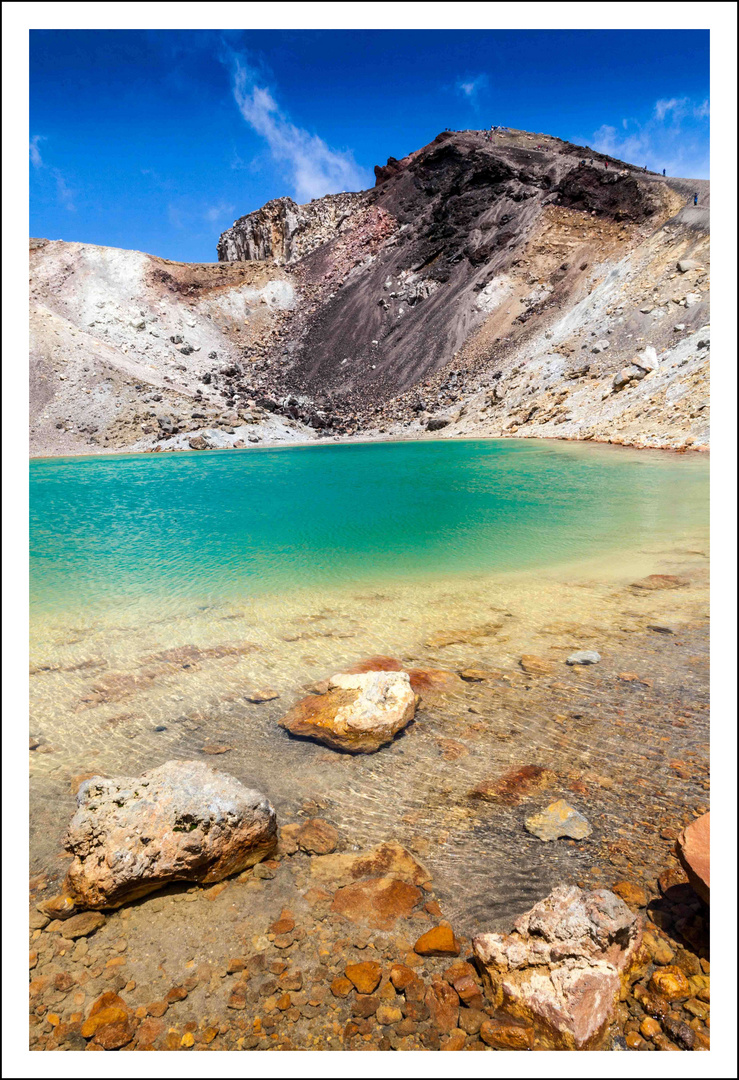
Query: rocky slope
[
  {"left": 29, "top": 240, "right": 316, "bottom": 457},
  {"left": 30, "top": 128, "right": 709, "bottom": 456}
]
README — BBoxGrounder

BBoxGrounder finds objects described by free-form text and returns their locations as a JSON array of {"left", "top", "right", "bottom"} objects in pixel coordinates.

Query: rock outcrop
[
  {"left": 279, "top": 670, "right": 417, "bottom": 752},
  {"left": 473, "top": 885, "right": 645, "bottom": 1049},
  {"left": 62, "top": 760, "right": 277, "bottom": 909},
  {"left": 217, "top": 192, "right": 364, "bottom": 265},
  {"left": 676, "top": 811, "right": 710, "bottom": 904}
]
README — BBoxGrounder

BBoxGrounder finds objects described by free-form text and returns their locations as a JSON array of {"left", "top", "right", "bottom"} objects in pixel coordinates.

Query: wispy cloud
[
  {"left": 204, "top": 201, "right": 235, "bottom": 223},
  {"left": 29, "top": 135, "right": 76, "bottom": 210},
  {"left": 228, "top": 56, "right": 370, "bottom": 203},
  {"left": 576, "top": 93, "right": 709, "bottom": 180},
  {"left": 29, "top": 135, "right": 45, "bottom": 168},
  {"left": 54, "top": 171, "right": 76, "bottom": 211},
  {"left": 456, "top": 74, "right": 489, "bottom": 103}
]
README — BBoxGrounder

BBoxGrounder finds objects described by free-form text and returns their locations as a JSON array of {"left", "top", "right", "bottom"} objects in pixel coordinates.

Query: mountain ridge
[{"left": 29, "top": 127, "right": 709, "bottom": 457}]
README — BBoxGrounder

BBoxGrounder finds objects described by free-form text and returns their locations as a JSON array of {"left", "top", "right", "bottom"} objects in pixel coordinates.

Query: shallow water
[{"left": 29, "top": 439, "right": 709, "bottom": 931}]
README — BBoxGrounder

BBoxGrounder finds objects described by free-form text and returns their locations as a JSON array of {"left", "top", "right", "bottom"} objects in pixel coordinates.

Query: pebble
[
  {"left": 413, "top": 923, "right": 460, "bottom": 957},
  {"left": 566, "top": 650, "right": 601, "bottom": 665},
  {"left": 524, "top": 799, "right": 592, "bottom": 841}
]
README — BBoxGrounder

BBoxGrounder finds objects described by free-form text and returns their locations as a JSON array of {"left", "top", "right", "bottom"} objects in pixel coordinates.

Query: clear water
[
  {"left": 29, "top": 439, "right": 709, "bottom": 933},
  {"left": 30, "top": 438, "right": 708, "bottom": 616}
]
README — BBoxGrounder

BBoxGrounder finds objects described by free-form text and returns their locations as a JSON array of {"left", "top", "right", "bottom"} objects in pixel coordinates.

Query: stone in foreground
[
  {"left": 676, "top": 811, "right": 710, "bottom": 904},
  {"left": 525, "top": 799, "right": 592, "bottom": 841},
  {"left": 63, "top": 760, "right": 277, "bottom": 909},
  {"left": 279, "top": 670, "right": 417, "bottom": 752},
  {"left": 473, "top": 885, "right": 645, "bottom": 1050}
]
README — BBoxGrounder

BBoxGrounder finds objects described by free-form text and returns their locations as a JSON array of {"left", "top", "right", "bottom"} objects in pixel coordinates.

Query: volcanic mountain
[{"left": 30, "top": 128, "right": 709, "bottom": 456}]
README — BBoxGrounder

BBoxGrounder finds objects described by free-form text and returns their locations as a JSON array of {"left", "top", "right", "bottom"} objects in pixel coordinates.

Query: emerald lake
[{"left": 30, "top": 438, "right": 708, "bottom": 617}]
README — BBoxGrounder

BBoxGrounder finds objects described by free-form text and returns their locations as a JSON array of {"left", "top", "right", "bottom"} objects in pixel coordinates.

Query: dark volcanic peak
[{"left": 217, "top": 129, "right": 675, "bottom": 408}]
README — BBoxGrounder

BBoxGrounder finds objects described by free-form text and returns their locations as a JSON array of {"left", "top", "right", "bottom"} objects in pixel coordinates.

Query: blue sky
[{"left": 29, "top": 29, "right": 710, "bottom": 263}]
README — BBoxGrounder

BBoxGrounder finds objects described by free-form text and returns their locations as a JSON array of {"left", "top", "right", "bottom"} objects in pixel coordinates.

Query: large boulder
[
  {"left": 473, "top": 886, "right": 645, "bottom": 1050},
  {"left": 279, "top": 670, "right": 417, "bottom": 752},
  {"left": 676, "top": 812, "right": 710, "bottom": 904},
  {"left": 63, "top": 760, "right": 277, "bottom": 909}
]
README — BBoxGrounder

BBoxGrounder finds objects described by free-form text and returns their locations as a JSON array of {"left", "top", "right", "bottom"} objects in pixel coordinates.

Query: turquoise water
[{"left": 29, "top": 439, "right": 708, "bottom": 615}]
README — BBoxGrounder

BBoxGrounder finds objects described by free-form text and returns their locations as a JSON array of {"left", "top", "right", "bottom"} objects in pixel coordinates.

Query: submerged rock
[
  {"left": 566, "top": 650, "right": 601, "bottom": 665},
  {"left": 279, "top": 670, "right": 417, "bottom": 752},
  {"left": 524, "top": 799, "right": 592, "bottom": 841},
  {"left": 630, "top": 573, "right": 689, "bottom": 591},
  {"left": 519, "top": 654, "right": 554, "bottom": 675},
  {"left": 470, "top": 764, "right": 555, "bottom": 806},
  {"left": 473, "top": 885, "right": 645, "bottom": 1049},
  {"left": 63, "top": 760, "right": 277, "bottom": 909},
  {"left": 676, "top": 812, "right": 710, "bottom": 904}
]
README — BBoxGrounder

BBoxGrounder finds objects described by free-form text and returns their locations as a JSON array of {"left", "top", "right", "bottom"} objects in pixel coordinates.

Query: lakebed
[{"left": 28, "top": 438, "right": 710, "bottom": 1050}]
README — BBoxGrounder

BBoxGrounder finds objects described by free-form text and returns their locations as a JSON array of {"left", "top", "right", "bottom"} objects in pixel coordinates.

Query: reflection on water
[{"left": 29, "top": 440, "right": 709, "bottom": 931}]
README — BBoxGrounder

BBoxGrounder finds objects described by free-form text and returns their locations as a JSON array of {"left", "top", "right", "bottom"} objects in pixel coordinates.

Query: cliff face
[
  {"left": 217, "top": 192, "right": 366, "bottom": 265},
  {"left": 30, "top": 128, "right": 709, "bottom": 456}
]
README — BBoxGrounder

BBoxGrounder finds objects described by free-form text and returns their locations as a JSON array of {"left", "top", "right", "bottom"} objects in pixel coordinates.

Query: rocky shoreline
[
  {"left": 30, "top": 599, "right": 710, "bottom": 1051},
  {"left": 29, "top": 805, "right": 710, "bottom": 1053}
]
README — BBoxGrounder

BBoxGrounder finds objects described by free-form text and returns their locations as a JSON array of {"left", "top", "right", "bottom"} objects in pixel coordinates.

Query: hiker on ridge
[{"left": 693, "top": 192, "right": 699, "bottom": 206}]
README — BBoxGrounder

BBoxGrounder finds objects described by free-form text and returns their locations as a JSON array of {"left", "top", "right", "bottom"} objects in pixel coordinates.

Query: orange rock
[
  {"left": 344, "top": 961, "right": 382, "bottom": 994},
  {"left": 93, "top": 1020, "right": 136, "bottom": 1050},
  {"left": 441, "top": 1028, "right": 467, "bottom": 1050},
  {"left": 425, "top": 976, "right": 459, "bottom": 1031},
  {"left": 414, "top": 922, "right": 460, "bottom": 957},
  {"left": 480, "top": 1018, "right": 534, "bottom": 1050},
  {"left": 519, "top": 655, "right": 554, "bottom": 675},
  {"left": 649, "top": 966, "right": 691, "bottom": 1001},
  {"left": 389, "top": 963, "right": 416, "bottom": 991},
  {"left": 376, "top": 1004, "right": 403, "bottom": 1026},
  {"left": 676, "top": 812, "right": 710, "bottom": 904},
  {"left": 81, "top": 1006, "right": 130, "bottom": 1038},
  {"left": 612, "top": 880, "right": 648, "bottom": 908},
  {"left": 470, "top": 764, "right": 555, "bottom": 805},
  {"left": 296, "top": 818, "right": 338, "bottom": 855},
  {"left": 330, "top": 976, "right": 353, "bottom": 998},
  {"left": 330, "top": 876, "right": 422, "bottom": 930},
  {"left": 406, "top": 668, "right": 461, "bottom": 702},
  {"left": 342, "top": 655, "right": 403, "bottom": 674}
]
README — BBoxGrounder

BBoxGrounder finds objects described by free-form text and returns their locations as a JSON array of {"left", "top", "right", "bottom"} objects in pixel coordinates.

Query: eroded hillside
[{"left": 30, "top": 128, "right": 709, "bottom": 456}]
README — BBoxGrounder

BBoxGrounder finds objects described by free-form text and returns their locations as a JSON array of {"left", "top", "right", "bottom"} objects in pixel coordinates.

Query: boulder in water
[
  {"left": 279, "top": 670, "right": 417, "bottom": 753},
  {"left": 63, "top": 760, "right": 277, "bottom": 909}
]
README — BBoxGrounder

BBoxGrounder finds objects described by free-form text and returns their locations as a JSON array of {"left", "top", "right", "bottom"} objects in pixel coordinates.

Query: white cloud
[
  {"left": 204, "top": 201, "right": 235, "bottom": 223},
  {"left": 456, "top": 74, "right": 489, "bottom": 103},
  {"left": 230, "top": 58, "right": 369, "bottom": 203},
  {"left": 655, "top": 97, "right": 689, "bottom": 121},
  {"left": 53, "top": 171, "right": 75, "bottom": 212},
  {"left": 29, "top": 135, "right": 44, "bottom": 168},
  {"left": 29, "top": 135, "right": 76, "bottom": 210},
  {"left": 579, "top": 94, "right": 709, "bottom": 180}
]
